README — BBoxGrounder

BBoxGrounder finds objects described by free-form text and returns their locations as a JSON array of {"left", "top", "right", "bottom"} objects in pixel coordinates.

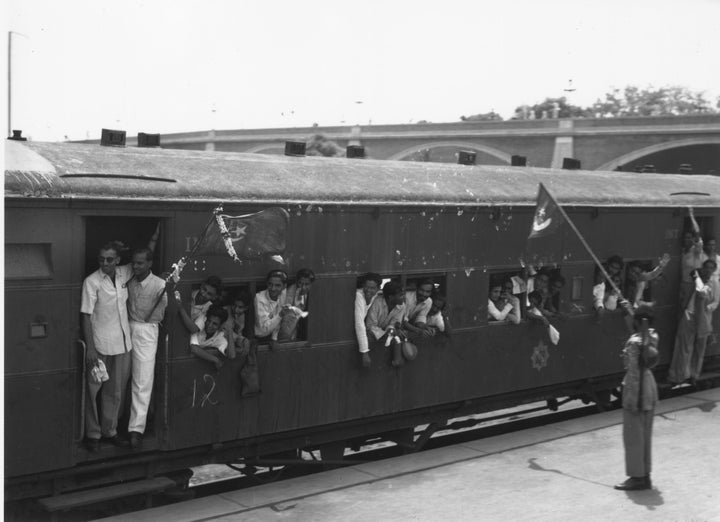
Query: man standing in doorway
[
  {"left": 81, "top": 241, "right": 134, "bottom": 451},
  {"left": 126, "top": 247, "right": 168, "bottom": 449}
]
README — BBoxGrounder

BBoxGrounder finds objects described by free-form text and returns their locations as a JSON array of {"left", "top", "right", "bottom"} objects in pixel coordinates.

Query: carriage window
[
  {"left": 625, "top": 259, "right": 662, "bottom": 308},
  {"left": 5, "top": 243, "right": 53, "bottom": 280},
  {"left": 219, "top": 284, "right": 255, "bottom": 349},
  {"left": 488, "top": 269, "right": 524, "bottom": 324}
]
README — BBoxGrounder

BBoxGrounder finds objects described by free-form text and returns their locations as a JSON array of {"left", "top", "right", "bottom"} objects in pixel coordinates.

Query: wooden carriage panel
[{"left": 5, "top": 373, "right": 76, "bottom": 475}]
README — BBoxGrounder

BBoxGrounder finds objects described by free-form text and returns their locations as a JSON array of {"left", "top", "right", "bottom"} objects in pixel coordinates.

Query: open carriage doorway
[
  {"left": 84, "top": 216, "right": 163, "bottom": 277},
  {"left": 82, "top": 215, "right": 165, "bottom": 445}
]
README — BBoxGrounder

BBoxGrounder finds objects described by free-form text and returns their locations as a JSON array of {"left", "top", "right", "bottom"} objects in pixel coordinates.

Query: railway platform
[{"left": 99, "top": 387, "right": 720, "bottom": 522}]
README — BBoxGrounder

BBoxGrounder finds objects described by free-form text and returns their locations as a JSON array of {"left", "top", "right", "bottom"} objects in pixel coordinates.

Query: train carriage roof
[{"left": 6, "top": 140, "right": 720, "bottom": 208}]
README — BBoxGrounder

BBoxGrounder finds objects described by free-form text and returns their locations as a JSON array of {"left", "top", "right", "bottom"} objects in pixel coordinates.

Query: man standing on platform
[
  {"left": 615, "top": 305, "right": 659, "bottom": 491},
  {"left": 126, "top": 247, "right": 167, "bottom": 449}
]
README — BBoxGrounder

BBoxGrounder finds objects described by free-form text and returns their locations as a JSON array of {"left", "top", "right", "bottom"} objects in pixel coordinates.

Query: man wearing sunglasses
[{"left": 81, "top": 241, "right": 135, "bottom": 451}]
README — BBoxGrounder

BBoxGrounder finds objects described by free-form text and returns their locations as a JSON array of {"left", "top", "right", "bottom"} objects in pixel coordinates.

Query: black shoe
[
  {"left": 614, "top": 477, "right": 650, "bottom": 491},
  {"left": 102, "top": 435, "right": 130, "bottom": 448},
  {"left": 129, "top": 431, "right": 143, "bottom": 449},
  {"left": 84, "top": 438, "right": 100, "bottom": 452}
]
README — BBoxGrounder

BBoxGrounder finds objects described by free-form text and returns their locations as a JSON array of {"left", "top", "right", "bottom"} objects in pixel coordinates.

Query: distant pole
[
  {"left": 7, "top": 31, "right": 11, "bottom": 137},
  {"left": 7, "top": 31, "right": 28, "bottom": 138}
]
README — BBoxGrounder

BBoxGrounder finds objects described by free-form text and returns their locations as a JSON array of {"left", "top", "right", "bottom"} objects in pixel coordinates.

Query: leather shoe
[
  {"left": 129, "top": 431, "right": 143, "bottom": 449},
  {"left": 614, "top": 477, "right": 650, "bottom": 491},
  {"left": 84, "top": 438, "right": 100, "bottom": 452},
  {"left": 102, "top": 435, "right": 130, "bottom": 448}
]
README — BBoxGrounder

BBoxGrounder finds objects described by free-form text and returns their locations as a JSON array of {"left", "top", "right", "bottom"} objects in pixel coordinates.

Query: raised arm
[{"left": 171, "top": 290, "right": 200, "bottom": 333}]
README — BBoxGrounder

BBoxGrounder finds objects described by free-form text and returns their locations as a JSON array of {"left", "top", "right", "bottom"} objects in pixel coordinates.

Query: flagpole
[
  {"left": 539, "top": 183, "right": 624, "bottom": 298},
  {"left": 144, "top": 205, "right": 223, "bottom": 320}
]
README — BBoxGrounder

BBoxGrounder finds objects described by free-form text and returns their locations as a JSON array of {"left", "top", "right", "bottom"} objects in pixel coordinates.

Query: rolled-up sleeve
[{"left": 81, "top": 277, "right": 98, "bottom": 315}]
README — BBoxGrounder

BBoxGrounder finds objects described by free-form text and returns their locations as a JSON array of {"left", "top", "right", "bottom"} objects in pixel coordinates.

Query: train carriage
[{"left": 5, "top": 139, "right": 720, "bottom": 505}]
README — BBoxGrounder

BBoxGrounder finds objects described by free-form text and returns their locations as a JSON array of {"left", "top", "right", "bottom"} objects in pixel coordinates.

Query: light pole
[{"left": 7, "top": 30, "right": 29, "bottom": 138}]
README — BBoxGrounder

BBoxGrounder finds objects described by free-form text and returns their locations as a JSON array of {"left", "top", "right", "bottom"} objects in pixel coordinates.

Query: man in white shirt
[
  {"left": 173, "top": 293, "right": 233, "bottom": 370},
  {"left": 81, "top": 241, "right": 134, "bottom": 451},
  {"left": 189, "top": 306, "right": 230, "bottom": 369},
  {"left": 254, "top": 269, "right": 289, "bottom": 346},
  {"left": 402, "top": 279, "right": 434, "bottom": 337},
  {"left": 355, "top": 272, "right": 382, "bottom": 367},
  {"left": 126, "top": 247, "right": 168, "bottom": 449},
  {"left": 365, "top": 281, "right": 407, "bottom": 367}
]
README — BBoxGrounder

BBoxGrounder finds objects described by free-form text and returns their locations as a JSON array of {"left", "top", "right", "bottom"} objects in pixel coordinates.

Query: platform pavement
[{"left": 99, "top": 388, "right": 720, "bottom": 522}]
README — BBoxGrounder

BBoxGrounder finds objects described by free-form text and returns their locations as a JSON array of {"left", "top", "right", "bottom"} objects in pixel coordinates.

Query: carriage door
[{"left": 83, "top": 216, "right": 166, "bottom": 446}]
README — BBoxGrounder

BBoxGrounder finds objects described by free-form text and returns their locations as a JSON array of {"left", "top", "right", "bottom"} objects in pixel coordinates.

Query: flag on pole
[
  {"left": 194, "top": 207, "right": 290, "bottom": 262},
  {"left": 528, "top": 183, "right": 565, "bottom": 239},
  {"left": 523, "top": 183, "right": 567, "bottom": 267}
]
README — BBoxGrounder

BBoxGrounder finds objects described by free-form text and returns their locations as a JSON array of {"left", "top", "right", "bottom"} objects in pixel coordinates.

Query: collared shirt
[
  {"left": 365, "top": 296, "right": 406, "bottom": 340},
  {"left": 686, "top": 276, "right": 720, "bottom": 336},
  {"left": 622, "top": 330, "right": 659, "bottom": 411},
  {"left": 254, "top": 289, "right": 287, "bottom": 340},
  {"left": 355, "top": 289, "right": 379, "bottom": 353},
  {"left": 404, "top": 291, "right": 432, "bottom": 325},
  {"left": 127, "top": 272, "right": 168, "bottom": 324},
  {"left": 190, "top": 289, "right": 213, "bottom": 322},
  {"left": 286, "top": 284, "right": 309, "bottom": 310},
  {"left": 190, "top": 314, "right": 228, "bottom": 355},
  {"left": 81, "top": 264, "right": 133, "bottom": 355}
]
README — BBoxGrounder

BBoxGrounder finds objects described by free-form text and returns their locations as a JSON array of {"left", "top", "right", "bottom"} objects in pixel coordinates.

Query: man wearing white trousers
[{"left": 126, "top": 247, "right": 168, "bottom": 449}]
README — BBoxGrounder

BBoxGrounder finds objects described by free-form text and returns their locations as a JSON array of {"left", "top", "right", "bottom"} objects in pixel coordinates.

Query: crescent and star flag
[
  {"left": 194, "top": 207, "right": 290, "bottom": 262},
  {"left": 523, "top": 183, "right": 567, "bottom": 267},
  {"left": 528, "top": 183, "right": 565, "bottom": 239}
]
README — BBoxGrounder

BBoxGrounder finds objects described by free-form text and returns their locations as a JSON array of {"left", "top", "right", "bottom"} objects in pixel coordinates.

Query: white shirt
[
  {"left": 127, "top": 272, "right": 167, "bottom": 324},
  {"left": 190, "top": 289, "right": 213, "bottom": 322},
  {"left": 427, "top": 312, "right": 445, "bottom": 332},
  {"left": 404, "top": 291, "right": 432, "bottom": 324},
  {"left": 81, "top": 264, "right": 133, "bottom": 355},
  {"left": 254, "top": 288, "right": 287, "bottom": 340},
  {"left": 355, "top": 289, "right": 379, "bottom": 353},
  {"left": 190, "top": 314, "right": 228, "bottom": 355},
  {"left": 365, "top": 296, "right": 406, "bottom": 340}
]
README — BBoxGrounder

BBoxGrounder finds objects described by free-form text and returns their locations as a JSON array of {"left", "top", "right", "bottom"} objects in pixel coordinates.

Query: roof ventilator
[
  {"left": 101, "top": 129, "right": 126, "bottom": 147},
  {"left": 138, "top": 133, "right": 161, "bottom": 147}
]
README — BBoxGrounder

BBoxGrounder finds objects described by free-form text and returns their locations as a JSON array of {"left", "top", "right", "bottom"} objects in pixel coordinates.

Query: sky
[{"left": 4, "top": 0, "right": 720, "bottom": 142}]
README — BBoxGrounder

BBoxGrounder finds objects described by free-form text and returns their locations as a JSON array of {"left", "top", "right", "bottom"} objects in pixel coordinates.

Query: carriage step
[{"left": 38, "top": 476, "right": 176, "bottom": 512}]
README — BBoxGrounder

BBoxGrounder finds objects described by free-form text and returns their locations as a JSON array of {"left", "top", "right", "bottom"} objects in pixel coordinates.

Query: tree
[
  {"left": 514, "top": 97, "right": 591, "bottom": 120},
  {"left": 590, "top": 85, "right": 717, "bottom": 117},
  {"left": 460, "top": 111, "right": 503, "bottom": 122},
  {"left": 305, "top": 134, "right": 344, "bottom": 157}
]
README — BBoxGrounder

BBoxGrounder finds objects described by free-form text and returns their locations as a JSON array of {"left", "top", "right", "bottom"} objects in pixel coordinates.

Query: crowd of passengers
[
  {"left": 487, "top": 209, "right": 720, "bottom": 387},
  {"left": 168, "top": 269, "right": 451, "bottom": 371},
  {"left": 80, "top": 210, "right": 718, "bottom": 452}
]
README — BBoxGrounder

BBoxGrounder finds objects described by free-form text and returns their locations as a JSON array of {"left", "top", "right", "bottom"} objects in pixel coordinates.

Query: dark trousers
[{"left": 622, "top": 408, "right": 654, "bottom": 477}]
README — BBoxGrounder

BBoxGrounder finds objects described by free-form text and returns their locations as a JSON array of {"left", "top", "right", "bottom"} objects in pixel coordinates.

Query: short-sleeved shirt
[
  {"left": 190, "top": 314, "right": 229, "bottom": 355},
  {"left": 81, "top": 264, "right": 133, "bottom": 355},
  {"left": 404, "top": 291, "right": 432, "bottom": 324},
  {"left": 366, "top": 296, "right": 406, "bottom": 340},
  {"left": 254, "top": 289, "right": 287, "bottom": 340},
  {"left": 127, "top": 272, "right": 167, "bottom": 324}
]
